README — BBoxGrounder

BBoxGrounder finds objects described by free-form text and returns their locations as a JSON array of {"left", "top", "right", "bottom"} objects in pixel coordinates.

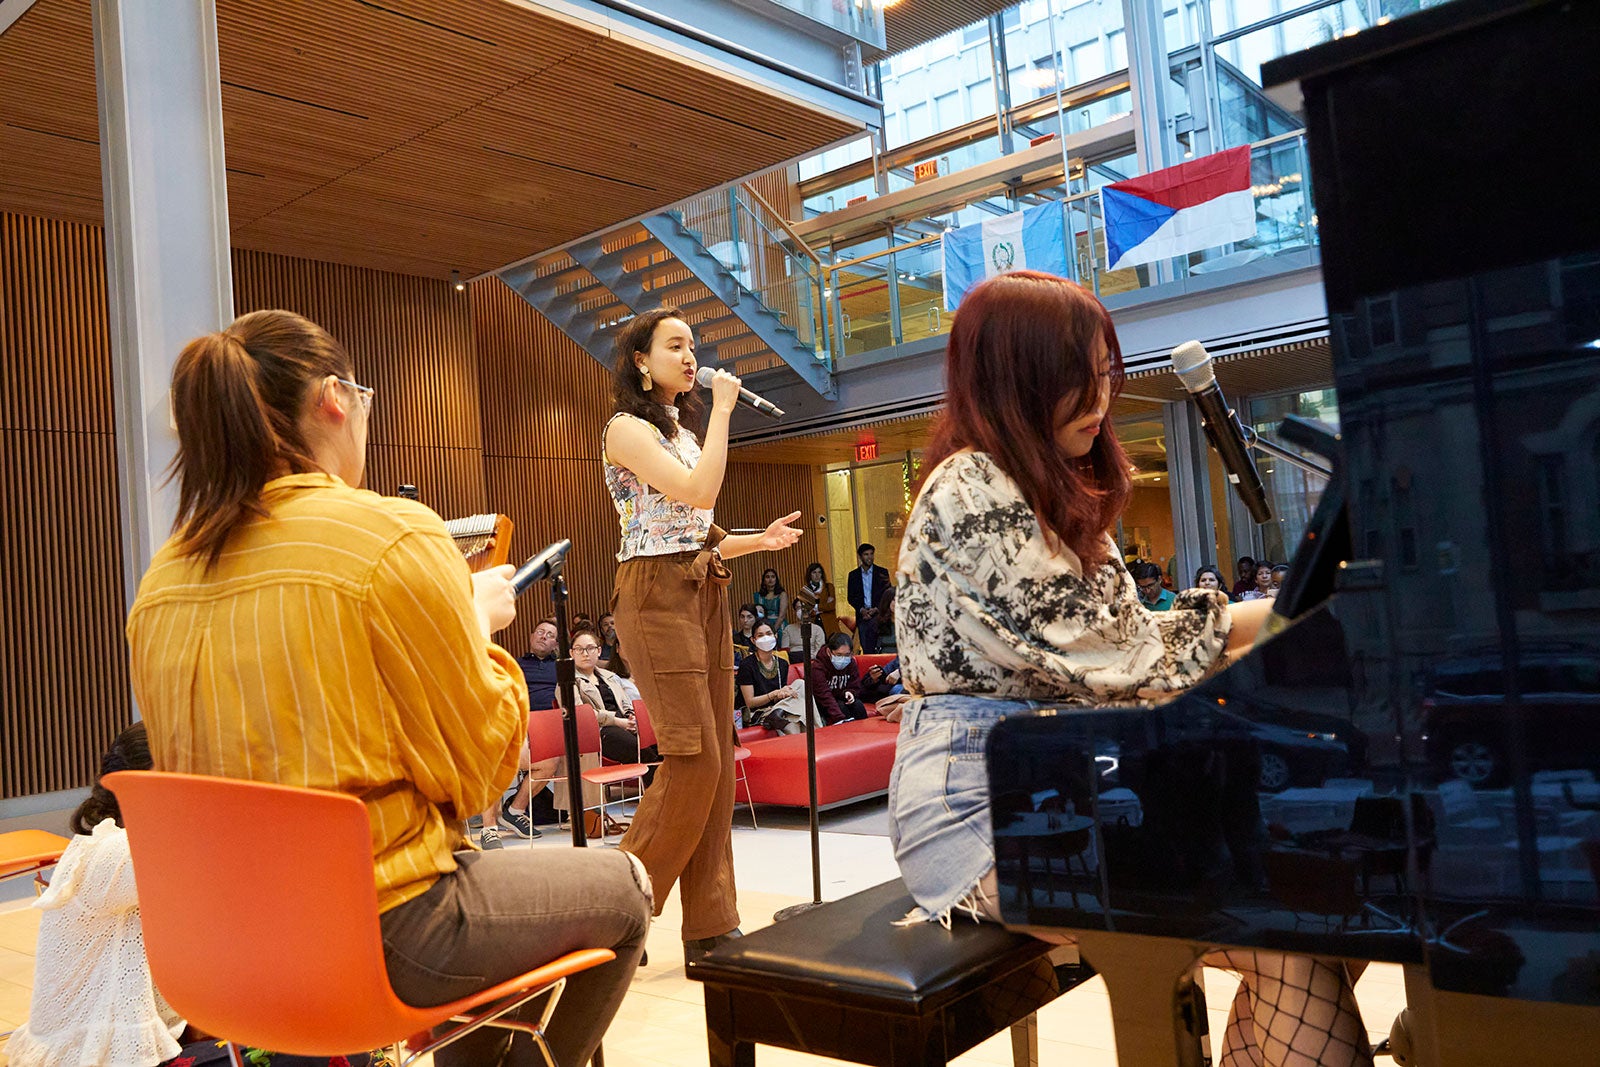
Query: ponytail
[
  {"left": 169, "top": 310, "right": 353, "bottom": 567},
  {"left": 71, "top": 721, "right": 153, "bottom": 835}
]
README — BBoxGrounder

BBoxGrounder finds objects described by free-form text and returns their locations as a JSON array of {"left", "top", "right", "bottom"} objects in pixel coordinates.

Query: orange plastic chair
[
  {"left": 0, "top": 829, "right": 69, "bottom": 884},
  {"left": 105, "top": 771, "right": 614, "bottom": 1067}
]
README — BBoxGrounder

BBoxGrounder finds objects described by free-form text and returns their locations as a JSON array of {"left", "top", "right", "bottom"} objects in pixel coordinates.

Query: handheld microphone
[
  {"left": 695, "top": 366, "right": 785, "bottom": 419},
  {"left": 1171, "top": 341, "right": 1272, "bottom": 524},
  {"left": 510, "top": 539, "right": 572, "bottom": 595}
]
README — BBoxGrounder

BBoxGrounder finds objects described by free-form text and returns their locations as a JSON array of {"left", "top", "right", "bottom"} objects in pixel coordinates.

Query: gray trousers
[{"left": 380, "top": 847, "right": 651, "bottom": 1066}]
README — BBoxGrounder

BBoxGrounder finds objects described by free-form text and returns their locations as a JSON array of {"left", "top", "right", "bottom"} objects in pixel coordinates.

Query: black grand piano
[{"left": 985, "top": 1, "right": 1600, "bottom": 1062}]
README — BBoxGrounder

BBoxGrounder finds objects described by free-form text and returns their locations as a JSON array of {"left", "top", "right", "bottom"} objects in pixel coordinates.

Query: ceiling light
[{"left": 450, "top": 270, "right": 465, "bottom": 291}]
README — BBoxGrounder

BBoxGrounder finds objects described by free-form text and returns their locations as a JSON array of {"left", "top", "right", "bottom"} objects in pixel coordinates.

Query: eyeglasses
[
  {"left": 572, "top": 644, "right": 601, "bottom": 654},
  {"left": 327, "top": 376, "right": 375, "bottom": 414}
]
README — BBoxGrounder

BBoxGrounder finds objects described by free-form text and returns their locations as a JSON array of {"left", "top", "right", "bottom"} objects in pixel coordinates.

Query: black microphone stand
[
  {"left": 546, "top": 559, "right": 589, "bottom": 848},
  {"left": 774, "top": 600, "right": 824, "bottom": 920}
]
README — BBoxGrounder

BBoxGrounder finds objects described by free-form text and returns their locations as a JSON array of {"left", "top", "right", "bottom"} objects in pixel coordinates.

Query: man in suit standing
[{"left": 847, "top": 542, "right": 892, "bottom": 653}]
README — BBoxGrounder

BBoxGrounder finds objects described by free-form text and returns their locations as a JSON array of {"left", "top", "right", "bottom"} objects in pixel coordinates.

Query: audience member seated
[
  {"left": 753, "top": 568, "right": 788, "bottom": 625},
  {"left": 732, "top": 603, "right": 759, "bottom": 662},
  {"left": 8, "top": 723, "right": 372, "bottom": 1067},
  {"left": 1195, "top": 564, "right": 1232, "bottom": 600},
  {"left": 861, "top": 656, "right": 903, "bottom": 704},
  {"left": 847, "top": 543, "right": 893, "bottom": 653},
  {"left": 1133, "top": 561, "right": 1176, "bottom": 611},
  {"left": 1241, "top": 562, "right": 1277, "bottom": 601},
  {"left": 609, "top": 643, "right": 643, "bottom": 703},
  {"left": 562, "top": 624, "right": 660, "bottom": 782},
  {"left": 517, "top": 617, "right": 560, "bottom": 709},
  {"left": 1232, "top": 555, "right": 1258, "bottom": 598},
  {"left": 792, "top": 561, "right": 839, "bottom": 637},
  {"left": 780, "top": 598, "right": 826, "bottom": 662},
  {"left": 1270, "top": 563, "right": 1289, "bottom": 594},
  {"left": 126, "top": 310, "right": 648, "bottom": 1067},
  {"left": 597, "top": 611, "right": 619, "bottom": 669},
  {"left": 737, "top": 621, "right": 814, "bottom": 735},
  {"left": 811, "top": 633, "right": 868, "bottom": 724}
]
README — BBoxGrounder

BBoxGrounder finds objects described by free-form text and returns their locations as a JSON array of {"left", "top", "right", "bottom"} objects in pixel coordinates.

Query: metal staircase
[{"left": 499, "top": 183, "right": 836, "bottom": 399}]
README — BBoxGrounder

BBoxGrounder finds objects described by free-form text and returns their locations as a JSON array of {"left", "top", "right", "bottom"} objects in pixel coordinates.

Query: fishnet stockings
[{"left": 1204, "top": 951, "right": 1373, "bottom": 1067}]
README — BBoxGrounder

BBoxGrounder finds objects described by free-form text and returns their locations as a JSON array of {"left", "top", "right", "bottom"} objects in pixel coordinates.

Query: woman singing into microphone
[{"left": 603, "top": 306, "right": 801, "bottom": 965}]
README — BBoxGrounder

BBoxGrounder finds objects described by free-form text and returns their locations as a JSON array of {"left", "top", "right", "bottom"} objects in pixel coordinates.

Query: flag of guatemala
[
  {"left": 1101, "top": 146, "right": 1257, "bottom": 271},
  {"left": 941, "top": 201, "right": 1067, "bottom": 311}
]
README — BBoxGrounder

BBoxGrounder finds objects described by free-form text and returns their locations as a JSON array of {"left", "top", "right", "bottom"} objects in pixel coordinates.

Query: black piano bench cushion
[{"left": 686, "top": 879, "right": 1094, "bottom": 1066}]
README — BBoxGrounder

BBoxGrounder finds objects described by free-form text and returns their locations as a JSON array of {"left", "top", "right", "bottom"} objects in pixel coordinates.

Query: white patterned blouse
[
  {"left": 602, "top": 409, "right": 713, "bottom": 561},
  {"left": 895, "top": 451, "right": 1232, "bottom": 703}
]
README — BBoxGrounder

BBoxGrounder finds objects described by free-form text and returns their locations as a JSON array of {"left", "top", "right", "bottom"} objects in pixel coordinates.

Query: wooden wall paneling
[
  {"left": 484, "top": 455, "right": 619, "bottom": 656},
  {"left": 472, "top": 278, "right": 613, "bottom": 463},
  {"left": 363, "top": 444, "right": 489, "bottom": 522},
  {"left": 1, "top": 211, "right": 129, "bottom": 801},
  {"left": 0, "top": 429, "right": 129, "bottom": 799},
  {"left": 2, "top": 214, "right": 113, "bottom": 433},
  {"left": 717, "top": 461, "right": 825, "bottom": 620}
]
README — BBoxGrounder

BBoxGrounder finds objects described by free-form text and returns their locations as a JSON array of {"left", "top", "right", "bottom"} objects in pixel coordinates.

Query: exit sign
[
  {"left": 856, "top": 440, "right": 879, "bottom": 462},
  {"left": 913, "top": 159, "right": 940, "bottom": 183}
]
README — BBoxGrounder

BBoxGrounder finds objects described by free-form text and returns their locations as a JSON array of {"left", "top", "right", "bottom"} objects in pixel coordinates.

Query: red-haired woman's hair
[
  {"left": 923, "top": 271, "right": 1131, "bottom": 570},
  {"left": 169, "top": 309, "right": 355, "bottom": 567}
]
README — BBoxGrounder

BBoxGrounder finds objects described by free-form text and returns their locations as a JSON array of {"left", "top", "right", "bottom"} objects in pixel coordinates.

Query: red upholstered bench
[{"left": 735, "top": 717, "right": 900, "bottom": 808}]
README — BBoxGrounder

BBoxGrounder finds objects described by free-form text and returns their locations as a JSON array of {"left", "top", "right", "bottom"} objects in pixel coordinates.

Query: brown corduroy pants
[{"left": 612, "top": 546, "right": 739, "bottom": 941}]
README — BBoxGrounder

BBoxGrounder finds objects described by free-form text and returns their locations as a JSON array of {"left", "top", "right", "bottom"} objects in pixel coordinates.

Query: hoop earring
[{"left": 639, "top": 366, "right": 653, "bottom": 391}]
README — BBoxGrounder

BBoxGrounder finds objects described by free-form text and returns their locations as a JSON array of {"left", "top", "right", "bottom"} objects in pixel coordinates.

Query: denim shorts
[{"left": 887, "top": 693, "right": 1046, "bottom": 922}]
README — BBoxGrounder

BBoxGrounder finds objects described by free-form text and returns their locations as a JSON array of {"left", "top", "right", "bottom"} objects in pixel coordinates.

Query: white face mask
[
  {"left": 753, "top": 634, "right": 778, "bottom": 652},
  {"left": 830, "top": 654, "right": 853, "bottom": 670}
]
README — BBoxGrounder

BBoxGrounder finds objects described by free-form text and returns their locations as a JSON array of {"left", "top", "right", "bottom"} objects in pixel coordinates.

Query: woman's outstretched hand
[{"left": 757, "top": 511, "right": 803, "bottom": 552}]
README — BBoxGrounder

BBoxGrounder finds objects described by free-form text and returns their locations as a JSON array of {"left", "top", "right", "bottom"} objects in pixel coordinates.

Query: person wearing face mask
[
  {"left": 736, "top": 622, "right": 815, "bottom": 734},
  {"left": 888, "top": 273, "right": 1368, "bottom": 1067},
  {"left": 810, "top": 633, "right": 867, "bottom": 724}
]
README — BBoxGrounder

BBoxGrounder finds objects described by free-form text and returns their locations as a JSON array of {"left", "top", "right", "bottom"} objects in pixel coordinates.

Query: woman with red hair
[{"left": 888, "top": 272, "right": 1373, "bottom": 1067}]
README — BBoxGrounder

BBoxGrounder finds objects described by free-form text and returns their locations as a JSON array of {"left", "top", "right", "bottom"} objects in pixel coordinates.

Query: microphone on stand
[
  {"left": 510, "top": 539, "right": 572, "bottom": 595},
  {"left": 695, "top": 366, "right": 785, "bottom": 419},
  {"left": 1171, "top": 340, "right": 1272, "bottom": 524}
]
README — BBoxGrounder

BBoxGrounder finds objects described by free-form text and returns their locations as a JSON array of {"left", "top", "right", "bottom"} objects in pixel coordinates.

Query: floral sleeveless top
[{"left": 603, "top": 409, "right": 713, "bottom": 561}]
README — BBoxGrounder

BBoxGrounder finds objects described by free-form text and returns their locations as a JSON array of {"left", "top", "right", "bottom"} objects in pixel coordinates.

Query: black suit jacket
[{"left": 847, "top": 565, "right": 892, "bottom": 613}]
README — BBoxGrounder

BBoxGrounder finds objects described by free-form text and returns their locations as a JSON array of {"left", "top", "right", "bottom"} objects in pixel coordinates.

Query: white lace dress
[{"left": 6, "top": 819, "right": 185, "bottom": 1067}]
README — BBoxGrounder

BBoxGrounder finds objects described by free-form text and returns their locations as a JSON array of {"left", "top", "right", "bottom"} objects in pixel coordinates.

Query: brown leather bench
[{"left": 685, "top": 879, "right": 1093, "bottom": 1066}]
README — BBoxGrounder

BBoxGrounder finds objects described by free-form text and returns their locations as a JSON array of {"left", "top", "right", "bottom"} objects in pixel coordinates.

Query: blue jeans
[{"left": 887, "top": 693, "right": 1045, "bottom": 921}]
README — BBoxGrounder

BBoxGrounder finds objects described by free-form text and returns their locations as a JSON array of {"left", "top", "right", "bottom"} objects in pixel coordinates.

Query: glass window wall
[{"left": 1241, "top": 387, "right": 1340, "bottom": 566}]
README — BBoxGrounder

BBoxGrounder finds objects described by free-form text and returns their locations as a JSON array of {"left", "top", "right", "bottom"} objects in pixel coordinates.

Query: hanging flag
[
  {"left": 941, "top": 201, "right": 1067, "bottom": 311},
  {"left": 1100, "top": 146, "right": 1257, "bottom": 271}
]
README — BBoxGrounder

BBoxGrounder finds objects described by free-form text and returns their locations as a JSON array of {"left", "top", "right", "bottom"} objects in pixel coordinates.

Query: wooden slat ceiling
[
  {"left": 0, "top": 0, "right": 864, "bottom": 279},
  {"left": 878, "top": 0, "right": 1015, "bottom": 59}
]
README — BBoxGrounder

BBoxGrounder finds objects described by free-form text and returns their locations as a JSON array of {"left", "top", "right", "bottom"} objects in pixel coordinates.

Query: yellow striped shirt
[{"left": 127, "top": 473, "right": 529, "bottom": 913}]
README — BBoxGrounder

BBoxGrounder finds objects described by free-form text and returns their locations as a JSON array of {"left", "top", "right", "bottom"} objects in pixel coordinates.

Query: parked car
[
  {"left": 1102, "top": 695, "right": 1365, "bottom": 793},
  {"left": 1421, "top": 651, "right": 1600, "bottom": 787}
]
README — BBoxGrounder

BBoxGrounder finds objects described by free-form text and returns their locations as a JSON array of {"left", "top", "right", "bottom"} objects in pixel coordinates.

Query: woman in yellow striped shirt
[{"left": 127, "top": 309, "right": 651, "bottom": 1067}]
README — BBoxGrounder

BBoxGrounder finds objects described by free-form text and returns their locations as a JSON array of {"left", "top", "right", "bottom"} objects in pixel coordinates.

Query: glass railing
[
  {"left": 672, "top": 184, "right": 834, "bottom": 373},
  {"left": 820, "top": 130, "right": 1317, "bottom": 364}
]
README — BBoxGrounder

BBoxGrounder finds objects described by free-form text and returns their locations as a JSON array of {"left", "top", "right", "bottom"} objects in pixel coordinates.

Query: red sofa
[{"left": 735, "top": 654, "right": 901, "bottom": 808}]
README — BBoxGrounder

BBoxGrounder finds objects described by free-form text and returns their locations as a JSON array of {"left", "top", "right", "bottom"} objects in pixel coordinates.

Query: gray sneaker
[
  {"left": 479, "top": 826, "right": 504, "bottom": 850},
  {"left": 500, "top": 803, "right": 540, "bottom": 840}
]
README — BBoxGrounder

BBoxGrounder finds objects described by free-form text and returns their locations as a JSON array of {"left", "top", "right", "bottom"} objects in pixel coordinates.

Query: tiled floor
[{"left": 0, "top": 798, "right": 1408, "bottom": 1065}]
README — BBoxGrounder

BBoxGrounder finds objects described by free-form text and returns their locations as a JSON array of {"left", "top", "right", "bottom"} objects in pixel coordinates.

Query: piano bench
[{"left": 685, "top": 879, "right": 1094, "bottom": 1067}]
